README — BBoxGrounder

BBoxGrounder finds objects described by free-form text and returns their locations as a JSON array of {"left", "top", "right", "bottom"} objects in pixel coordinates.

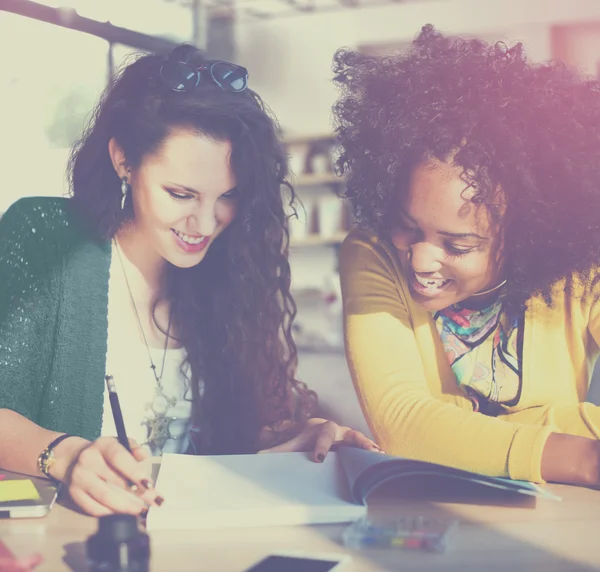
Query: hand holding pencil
[{"left": 44, "top": 377, "right": 164, "bottom": 517}]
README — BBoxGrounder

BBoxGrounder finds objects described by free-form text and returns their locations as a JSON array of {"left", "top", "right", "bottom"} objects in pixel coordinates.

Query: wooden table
[{"left": 1, "top": 478, "right": 600, "bottom": 572}]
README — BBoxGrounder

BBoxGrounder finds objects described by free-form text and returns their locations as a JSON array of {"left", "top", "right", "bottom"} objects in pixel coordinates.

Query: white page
[{"left": 146, "top": 451, "right": 366, "bottom": 531}]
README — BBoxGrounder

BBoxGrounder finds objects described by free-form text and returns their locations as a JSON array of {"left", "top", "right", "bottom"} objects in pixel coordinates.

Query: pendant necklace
[{"left": 113, "top": 240, "right": 179, "bottom": 451}]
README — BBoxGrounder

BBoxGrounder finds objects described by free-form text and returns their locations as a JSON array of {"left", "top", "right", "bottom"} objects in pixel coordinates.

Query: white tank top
[{"left": 101, "top": 243, "right": 193, "bottom": 455}]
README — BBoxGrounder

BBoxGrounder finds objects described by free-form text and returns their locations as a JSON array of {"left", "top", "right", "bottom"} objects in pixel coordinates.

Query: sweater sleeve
[
  {"left": 590, "top": 275, "right": 600, "bottom": 351},
  {"left": 0, "top": 199, "right": 56, "bottom": 422},
  {"left": 340, "top": 230, "right": 552, "bottom": 483}
]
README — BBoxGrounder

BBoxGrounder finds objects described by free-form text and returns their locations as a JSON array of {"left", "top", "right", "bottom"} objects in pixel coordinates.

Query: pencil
[{"left": 105, "top": 375, "right": 132, "bottom": 453}]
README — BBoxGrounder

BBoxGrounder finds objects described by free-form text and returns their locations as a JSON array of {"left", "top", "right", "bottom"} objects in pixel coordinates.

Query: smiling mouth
[
  {"left": 409, "top": 270, "right": 453, "bottom": 297},
  {"left": 173, "top": 229, "right": 207, "bottom": 245},
  {"left": 413, "top": 274, "right": 451, "bottom": 288}
]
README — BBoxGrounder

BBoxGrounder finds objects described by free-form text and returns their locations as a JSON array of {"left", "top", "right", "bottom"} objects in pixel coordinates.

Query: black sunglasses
[{"left": 160, "top": 59, "right": 248, "bottom": 93}]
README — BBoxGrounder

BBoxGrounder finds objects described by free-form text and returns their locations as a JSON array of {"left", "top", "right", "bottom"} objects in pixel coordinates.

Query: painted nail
[
  {"left": 139, "top": 508, "right": 148, "bottom": 519},
  {"left": 155, "top": 496, "right": 164, "bottom": 506},
  {"left": 140, "top": 479, "right": 154, "bottom": 490},
  {"left": 317, "top": 453, "right": 325, "bottom": 463}
]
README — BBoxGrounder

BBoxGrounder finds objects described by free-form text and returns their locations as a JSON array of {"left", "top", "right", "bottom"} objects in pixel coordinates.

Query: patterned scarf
[{"left": 434, "top": 299, "right": 522, "bottom": 405}]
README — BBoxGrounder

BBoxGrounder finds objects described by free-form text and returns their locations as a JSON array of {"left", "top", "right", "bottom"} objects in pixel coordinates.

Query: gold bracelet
[{"left": 37, "top": 433, "right": 74, "bottom": 483}]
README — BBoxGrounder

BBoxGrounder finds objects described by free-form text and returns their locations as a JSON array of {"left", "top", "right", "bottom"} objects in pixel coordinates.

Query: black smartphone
[{"left": 245, "top": 553, "right": 351, "bottom": 572}]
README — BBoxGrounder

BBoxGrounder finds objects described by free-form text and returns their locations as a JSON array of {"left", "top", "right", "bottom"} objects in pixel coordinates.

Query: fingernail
[
  {"left": 128, "top": 484, "right": 139, "bottom": 494},
  {"left": 139, "top": 508, "right": 148, "bottom": 519},
  {"left": 155, "top": 496, "right": 164, "bottom": 506},
  {"left": 140, "top": 479, "right": 154, "bottom": 490},
  {"left": 317, "top": 453, "right": 325, "bottom": 463}
]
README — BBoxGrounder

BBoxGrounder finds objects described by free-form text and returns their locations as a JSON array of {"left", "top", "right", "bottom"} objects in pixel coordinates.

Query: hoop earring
[{"left": 120, "top": 177, "right": 130, "bottom": 211}]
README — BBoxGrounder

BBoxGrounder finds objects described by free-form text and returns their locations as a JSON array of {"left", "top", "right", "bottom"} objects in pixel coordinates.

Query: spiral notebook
[{"left": 146, "top": 447, "right": 559, "bottom": 531}]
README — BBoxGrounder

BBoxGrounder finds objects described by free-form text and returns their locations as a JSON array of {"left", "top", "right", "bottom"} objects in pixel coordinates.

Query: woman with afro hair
[{"left": 333, "top": 25, "right": 600, "bottom": 486}]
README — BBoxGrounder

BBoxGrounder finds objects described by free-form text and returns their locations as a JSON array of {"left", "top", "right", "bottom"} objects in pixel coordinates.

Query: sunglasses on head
[{"left": 159, "top": 59, "right": 249, "bottom": 93}]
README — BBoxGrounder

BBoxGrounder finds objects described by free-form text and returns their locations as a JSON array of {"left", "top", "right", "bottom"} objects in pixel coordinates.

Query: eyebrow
[
  {"left": 398, "top": 209, "right": 489, "bottom": 241},
  {"left": 438, "top": 230, "right": 489, "bottom": 241}
]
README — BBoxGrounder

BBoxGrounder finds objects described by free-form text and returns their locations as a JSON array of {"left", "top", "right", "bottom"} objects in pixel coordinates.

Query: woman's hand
[
  {"left": 258, "top": 418, "right": 383, "bottom": 462},
  {"left": 52, "top": 436, "right": 164, "bottom": 517}
]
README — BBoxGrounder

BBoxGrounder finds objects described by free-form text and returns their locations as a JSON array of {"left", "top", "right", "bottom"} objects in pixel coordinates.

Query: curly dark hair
[
  {"left": 69, "top": 45, "right": 316, "bottom": 454},
  {"left": 333, "top": 24, "right": 600, "bottom": 311}
]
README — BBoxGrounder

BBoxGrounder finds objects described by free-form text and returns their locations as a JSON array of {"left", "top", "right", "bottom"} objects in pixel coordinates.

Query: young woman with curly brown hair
[
  {"left": 333, "top": 25, "right": 600, "bottom": 487},
  {"left": 0, "top": 44, "right": 377, "bottom": 517}
]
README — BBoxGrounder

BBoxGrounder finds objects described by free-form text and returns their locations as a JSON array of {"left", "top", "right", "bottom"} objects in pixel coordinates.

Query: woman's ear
[{"left": 108, "top": 137, "right": 130, "bottom": 180}]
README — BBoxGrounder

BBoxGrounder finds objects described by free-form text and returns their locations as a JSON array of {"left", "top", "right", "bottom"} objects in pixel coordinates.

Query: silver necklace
[
  {"left": 470, "top": 279, "right": 508, "bottom": 297},
  {"left": 113, "top": 240, "right": 178, "bottom": 451}
]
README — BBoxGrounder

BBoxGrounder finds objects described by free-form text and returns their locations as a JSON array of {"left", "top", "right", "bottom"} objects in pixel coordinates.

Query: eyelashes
[
  {"left": 445, "top": 244, "right": 476, "bottom": 257},
  {"left": 219, "top": 189, "right": 239, "bottom": 200},
  {"left": 164, "top": 188, "right": 239, "bottom": 201},
  {"left": 165, "top": 188, "right": 194, "bottom": 200},
  {"left": 395, "top": 229, "right": 478, "bottom": 258}
]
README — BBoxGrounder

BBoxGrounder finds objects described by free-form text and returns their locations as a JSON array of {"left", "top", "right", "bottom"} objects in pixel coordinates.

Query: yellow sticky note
[{"left": 0, "top": 480, "right": 40, "bottom": 502}]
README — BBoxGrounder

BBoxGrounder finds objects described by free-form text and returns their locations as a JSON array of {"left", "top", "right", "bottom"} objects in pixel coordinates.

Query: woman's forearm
[{"left": 0, "top": 409, "right": 88, "bottom": 480}]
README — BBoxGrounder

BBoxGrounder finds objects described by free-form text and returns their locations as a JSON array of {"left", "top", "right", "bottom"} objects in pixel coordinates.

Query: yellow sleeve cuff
[{"left": 508, "top": 424, "right": 554, "bottom": 483}]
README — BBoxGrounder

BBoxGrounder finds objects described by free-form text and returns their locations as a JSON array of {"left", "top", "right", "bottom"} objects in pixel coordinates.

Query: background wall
[
  {"left": 234, "top": 0, "right": 600, "bottom": 135},
  {"left": 552, "top": 22, "right": 600, "bottom": 76}
]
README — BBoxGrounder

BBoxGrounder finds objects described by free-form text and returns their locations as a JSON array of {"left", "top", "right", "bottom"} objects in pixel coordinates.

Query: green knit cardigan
[{"left": 0, "top": 197, "right": 111, "bottom": 440}]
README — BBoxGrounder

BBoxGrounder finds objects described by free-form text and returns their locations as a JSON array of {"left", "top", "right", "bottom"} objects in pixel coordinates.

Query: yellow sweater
[{"left": 340, "top": 228, "right": 600, "bottom": 483}]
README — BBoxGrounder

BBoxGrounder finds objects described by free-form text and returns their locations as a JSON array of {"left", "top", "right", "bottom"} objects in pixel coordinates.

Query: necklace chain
[
  {"left": 470, "top": 279, "right": 508, "bottom": 297},
  {"left": 113, "top": 239, "right": 171, "bottom": 388},
  {"left": 113, "top": 239, "right": 180, "bottom": 451}
]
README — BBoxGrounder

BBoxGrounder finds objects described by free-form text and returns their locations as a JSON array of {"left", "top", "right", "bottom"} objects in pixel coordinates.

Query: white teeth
[
  {"left": 414, "top": 274, "right": 449, "bottom": 288},
  {"left": 175, "top": 230, "right": 205, "bottom": 245}
]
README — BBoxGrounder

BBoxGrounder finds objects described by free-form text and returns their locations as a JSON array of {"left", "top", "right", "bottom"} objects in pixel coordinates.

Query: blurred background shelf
[
  {"left": 296, "top": 343, "right": 346, "bottom": 354},
  {"left": 282, "top": 133, "right": 336, "bottom": 146},
  {"left": 290, "top": 232, "right": 347, "bottom": 248},
  {"left": 293, "top": 172, "right": 343, "bottom": 187},
  {"left": 283, "top": 132, "right": 352, "bottom": 251}
]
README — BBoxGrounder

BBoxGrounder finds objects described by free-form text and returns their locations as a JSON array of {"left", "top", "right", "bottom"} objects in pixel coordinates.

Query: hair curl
[
  {"left": 69, "top": 45, "right": 316, "bottom": 454},
  {"left": 333, "top": 24, "right": 600, "bottom": 311}
]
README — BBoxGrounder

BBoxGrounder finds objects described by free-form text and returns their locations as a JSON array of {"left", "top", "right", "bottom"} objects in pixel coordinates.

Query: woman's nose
[
  {"left": 192, "top": 203, "right": 218, "bottom": 237},
  {"left": 408, "top": 242, "right": 443, "bottom": 274}
]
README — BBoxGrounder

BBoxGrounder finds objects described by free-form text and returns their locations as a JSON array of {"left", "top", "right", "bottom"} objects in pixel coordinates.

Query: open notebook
[{"left": 146, "top": 446, "right": 559, "bottom": 531}]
